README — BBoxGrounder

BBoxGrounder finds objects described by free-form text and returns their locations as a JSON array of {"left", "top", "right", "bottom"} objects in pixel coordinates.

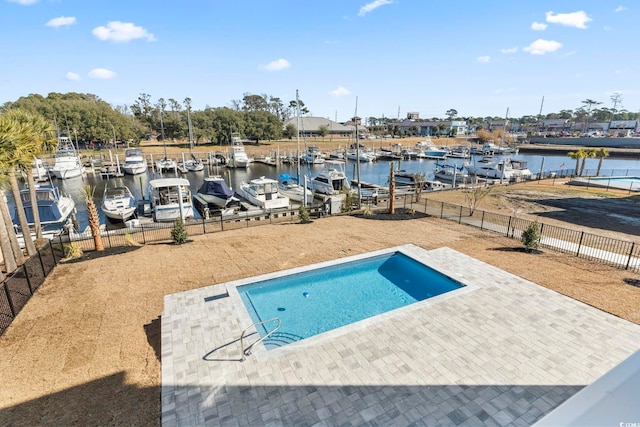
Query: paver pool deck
[{"left": 161, "top": 245, "right": 640, "bottom": 426}]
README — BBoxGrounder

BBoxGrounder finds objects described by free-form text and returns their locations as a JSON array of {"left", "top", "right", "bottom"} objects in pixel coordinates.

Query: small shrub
[
  {"left": 63, "top": 243, "right": 83, "bottom": 260},
  {"left": 171, "top": 219, "right": 188, "bottom": 244},
  {"left": 298, "top": 205, "right": 311, "bottom": 223},
  {"left": 362, "top": 205, "right": 373, "bottom": 216},
  {"left": 124, "top": 232, "right": 142, "bottom": 247},
  {"left": 521, "top": 221, "right": 542, "bottom": 252}
]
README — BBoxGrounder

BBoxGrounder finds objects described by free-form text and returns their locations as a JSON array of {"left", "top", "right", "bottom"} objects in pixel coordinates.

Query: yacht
[
  {"left": 277, "top": 174, "right": 314, "bottom": 204},
  {"left": 415, "top": 138, "right": 449, "bottom": 159},
  {"left": 239, "top": 176, "right": 290, "bottom": 209},
  {"left": 148, "top": 178, "right": 194, "bottom": 222},
  {"left": 308, "top": 160, "right": 350, "bottom": 195},
  {"left": 465, "top": 157, "right": 532, "bottom": 181},
  {"left": 122, "top": 148, "right": 148, "bottom": 175},
  {"left": 228, "top": 135, "right": 250, "bottom": 168},
  {"left": 433, "top": 163, "right": 470, "bottom": 186},
  {"left": 193, "top": 176, "right": 238, "bottom": 209},
  {"left": 12, "top": 184, "right": 76, "bottom": 241},
  {"left": 301, "top": 146, "right": 325, "bottom": 164},
  {"left": 155, "top": 157, "right": 177, "bottom": 173},
  {"left": 101, "top": 186, "right": 137, "bottom": 221},
  {"left": 50, "top": 138, "right": 83, "bottom": 179}
]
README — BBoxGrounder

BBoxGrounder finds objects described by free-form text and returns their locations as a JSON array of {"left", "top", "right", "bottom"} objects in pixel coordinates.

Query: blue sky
[{"left": 1, "top": 0, "right": 638, "bottom": 121}]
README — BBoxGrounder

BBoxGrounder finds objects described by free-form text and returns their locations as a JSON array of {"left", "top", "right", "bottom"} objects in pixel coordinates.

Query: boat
[
  {"left": 12, "top": 184, "right": 76, "bottom": 241},
  {"left": 415, "top": 138, "right": 449, "bottom": 159},
  {"left": 447, "top": 145, "right": 471, "bottom": 159},
  {"left": 277, "top": 173, "right": 314, "bottom": 204},
  {"left": 465, "top": 157, "right": 533, "bottom": 181},
  {"left": 50, "top": 137, "right": 83, "bottom": 179},
  {"left": 227, "top": 134, "right": 250, "bottom": 168},
  {"left": 193, "top": 176, "right": 238, "bottom": 209},
  {"left": 392, "top": 170, "right": 425, "bottom": 187},
  {"left": 148, "top": 178, "right": 194, "bottom": 222},
  {"left": 308, "top": 160, "right": 350, "bottom": 195},
  {"left": 346, "top": 144, "right": 376, "bottom": 162},
  {"left": 122, "top": 148, "right": 148, "bottom": 175},
  {"left": 31, "top": 158, "right": 49, "bottom": 182},
  {"left": 183, "top": 108, "right": 204, "bottom": 172},
  {"left": 238, "top": 176, "right": 290, "bottom": 209},
  {"left": 156, "top": 157, "right": 177, "bottom": 173},
  {"left": 434, "top": 163, "right": 470, "bottom": 186},
  {"left": 301, "top": 145, "right": 325, "bottom": 164},
  {"left": 101, "top": 186, "right": 137, "bottom": 221}
]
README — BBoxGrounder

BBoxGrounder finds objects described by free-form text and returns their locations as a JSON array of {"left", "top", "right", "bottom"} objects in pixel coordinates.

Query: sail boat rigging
[
  {"left": 155, "top": 101, "right": 177, "bottom": 173},
  {"left": 183, "top": 98, "right": 204, "bottom": 172}
]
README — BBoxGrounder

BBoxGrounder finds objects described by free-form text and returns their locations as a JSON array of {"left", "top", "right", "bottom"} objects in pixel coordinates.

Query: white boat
[
  {"left": 239, "top": 176, "right": 290, "bottom": 209},
  {"left": 415, "top": 138, "right": 449, "bottom": 159},
  {"left": 465, "top": 157, "right": 533, "bottom": 181},
  {"left": 50, "top": 138, "right": 83, "bottom": 179},
  {"left": 392, "top": 170, "right": 424, "bottom": 187},
  {"left": 194, "top": 176, "right": 238, "bottom": 209},
  {"left": 122, "top": 148, "right": 148, "bottom": 175},
  {"left": 12, "top": 184, "right": 76, "bottom": 241},
  {"left": 434, "top": 163, "right": 470, "bottom": 186},
  {"left": 301, "top": 146, "right": 325, "bottom": 164},
  {"left": 101, "top": 186, "right": 137, "bottom": 221},
  {"left": 277, "top": 174, "right": 314, "bottom": 204},
  {"left": 346, "top": 148, "right": 376, "bottom": 162},
  {"left": 31, "top": 158, "right": 49, "bottom": 182},
  {"left": 148, "top": 178, "right": 194, "bottom": 222},
  {"left": 308, "top": 160, "right": 350, "bottom": 195},
  {"left": 184, "top": 108, "right": 204, "bottom": 171},
  {"left": 156, "top": 157, "right": 177, "bottom": 173},
  {"left": 228, "top": 134, "right": 250, "bottom": 168},
  {"left": 447, "top": 146, "right": 471, "bottom": 159}
]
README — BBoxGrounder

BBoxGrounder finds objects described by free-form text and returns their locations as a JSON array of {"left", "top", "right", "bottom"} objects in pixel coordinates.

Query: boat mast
[{"left": 185, "top": 97, "right": 194, "bottom": 154}]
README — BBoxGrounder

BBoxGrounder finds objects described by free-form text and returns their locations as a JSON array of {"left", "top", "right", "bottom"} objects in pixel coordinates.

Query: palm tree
[
  {"left": 82, "top": 185, "right": 104, "bottom": 251},
  {"left": 0, "top": 196, "right": 18, "bottom": 273},
  {"left": 0, "top": 113, "right": 38, "bottom": 256},
  {"left": 567, "top": 150, "right": 582, "bottom": 177},
  {"left": 580, "top": 149, "right": 596, "bottom": 176},
  {"left": 595, "top": 148, "right": 609, "bottom": 176},
  {"left": 2, "top": 109, "right": 57, "bottom": 241}
]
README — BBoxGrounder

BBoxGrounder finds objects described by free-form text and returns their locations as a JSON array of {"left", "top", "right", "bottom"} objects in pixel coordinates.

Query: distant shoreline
[{"left": 518, "top": 143, "right": 640, "bottom": 158}]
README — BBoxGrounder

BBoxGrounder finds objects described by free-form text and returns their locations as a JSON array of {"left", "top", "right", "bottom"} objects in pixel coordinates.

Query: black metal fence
[
  {"left": 0, "top": 241, "right": 63, "bottom": 337},
  {"left": 377, "top": 193, "right": 639, "bottom": 273},
  {"left": 57, "top": 205, "right": 327, "bottom": 252}
]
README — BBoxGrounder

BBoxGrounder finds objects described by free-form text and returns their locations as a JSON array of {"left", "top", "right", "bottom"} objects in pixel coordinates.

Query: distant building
[
  {"left": 406, "top": 112, "right": 420, "bottom": 120},
  {"left": 394, "top": 120, "right": 468, "bottom": 136},
  {"left": 283, "top": 116, "right": 357, "bottom": 138}
]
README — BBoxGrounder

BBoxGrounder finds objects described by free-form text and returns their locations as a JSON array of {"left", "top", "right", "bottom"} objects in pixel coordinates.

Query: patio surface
[{"left": 161, "top": 245, "right": 640, "bottom": 426}]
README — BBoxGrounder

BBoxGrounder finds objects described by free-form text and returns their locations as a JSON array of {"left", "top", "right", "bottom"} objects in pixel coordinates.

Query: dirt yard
[{"left": 0, "top": 182, "right": 639, "bottom": 426}]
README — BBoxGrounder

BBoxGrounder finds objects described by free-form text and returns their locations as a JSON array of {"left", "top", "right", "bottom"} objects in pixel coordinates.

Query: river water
[{"left": 10, "top": 150, "right": 640, "bottom": 232}]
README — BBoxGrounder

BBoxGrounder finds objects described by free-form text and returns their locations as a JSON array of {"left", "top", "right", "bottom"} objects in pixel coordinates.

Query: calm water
[
  {"left": 10, "top": 149, "right": 640, "bottom": 231},
  {"left": 238, "top": 251, "right": 463, "bottom": 349}
]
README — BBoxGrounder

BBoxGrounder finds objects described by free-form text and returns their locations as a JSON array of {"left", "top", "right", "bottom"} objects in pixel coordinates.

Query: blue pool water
[
  {"left": 574, "top": 176, "right": 640, "bottom": 191},
  {"left": 237, "top": 252, "right": 464, "bottom": 349}
]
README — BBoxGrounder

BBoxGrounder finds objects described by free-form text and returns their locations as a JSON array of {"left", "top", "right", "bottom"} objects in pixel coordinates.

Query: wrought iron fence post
[
  {"left": 480, "top": 210, "right": 485, "bottom": 230},
  {"left": 37, "top": 248, "right": 46, "bottom": 277},
  {"left": 3, "top": 282, "right": 16, "bottom": 317},
  {"left": 458, "top": 206, "right": 462, "bottom": 224},
  {"left": 625, "top": 242, "right": 635, "bottom": 270},
  {"left": 424, "top": 197, "right": 427, "bottom": 211},
  {"left": 49, "top": 240, "right": 57, "bottom": 265},
  {"left": 576, "top": 231, "right": 584, "bottom": 257},
  {"left": 141, "top": 224, "right": 146, "bottom": 244},
  {"left": 220, "top": 215, "right": 224, "bottom": 231},
  {"left": 440, "top": 201, "right": 444, "bottom": 219},
  {"left": 506, "top": 217, "right": 512, "bottom": 237},
  {"left": 106, "top": 230, "right": 112, "bottom": 249},
  {"left": 202, "top": 217, "right": 206, "bottom": 234},
  {"left": 24, "top": 264, "right": 34, "bottom": 295}
]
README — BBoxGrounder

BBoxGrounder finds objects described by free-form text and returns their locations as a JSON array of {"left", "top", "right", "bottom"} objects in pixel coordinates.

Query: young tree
[
  {"left": 317, "top": 125, "right": 329, "bottom": 141},
  {"left": 521, "top": 222, "right": 542, "bottom": 252},
  {"left": 567, "top": 150, "right": 583, "bottom": 176}
]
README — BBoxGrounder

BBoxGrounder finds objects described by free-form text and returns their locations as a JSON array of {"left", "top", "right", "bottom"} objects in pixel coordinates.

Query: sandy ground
[{"left": 0, "top": 182, "right": 639, "bottom": 426}]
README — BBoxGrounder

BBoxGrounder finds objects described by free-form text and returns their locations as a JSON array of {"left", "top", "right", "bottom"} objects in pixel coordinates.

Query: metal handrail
[{"left": 239, "top": 317, "right": 281, "bottom": 361}]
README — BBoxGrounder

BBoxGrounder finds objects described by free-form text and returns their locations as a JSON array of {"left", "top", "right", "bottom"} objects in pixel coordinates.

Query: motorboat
[
  {"left": 415, "top": 138, "right": 449, "bottom": 159},
  {"left": 148, "top": 178, "right": 194, "bottom": 222},
  {"left": 308, "top": 160, "right": 350, "bottom": 195},
  {"left": 346, "top": 147, "right": 376, "bottom": 162},
  {"left": 239, "top": 176, "right": 290, "bottom": 209},
  {"left": 277, "top": 173, "right": 314, "bottom": 204},
  {"left": 101, "top": 186, "right": 137, "bottom": 221},
  {"left": 301, "top": 146, "right": 325, "bottom": 164},
  {"left": 447, "top": 146, "right": 471, "bottom": 159},
  {"left": 122, "top": 148, "right": 148, "bottom": 175},
  {"left": 50, "top": 138, "right": 83, "bottom": 179},
  {"left": 465, "top": 157, "right": 532, "bottom": 181},
  {"left": 31, "top": 158, "right": 49, "bottom": 182},
  {"left": 12, "top": 184, "right": 76, "bottom": 241},
  {"left": 433, "top": 163, "right": 470, "bottom": 186},
  {"left": 228, "top": 135, "right": 250, "bottom": 168},
  {"left": 193, "top": 176, "right": 238, "bottom": 209},
  {"left": 392, "top": 170, "right": 425, "bottom": 187}
]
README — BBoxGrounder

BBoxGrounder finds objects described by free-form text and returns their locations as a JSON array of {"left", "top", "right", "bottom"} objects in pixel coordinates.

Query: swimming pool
[
  {"left": 570, "top": 176, "right": 640, "bottom": 191},
  {"left": 236, "top": 250, "right": 464, "bottom": 350}
]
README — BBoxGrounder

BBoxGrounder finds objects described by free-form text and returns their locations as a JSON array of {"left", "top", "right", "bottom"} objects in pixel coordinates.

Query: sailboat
[
  {"left": 183, "top": 106, "right": 204, "bottom": 172},
  {"left": 155, "top": 108, "right": 177, "bottom": 173}
]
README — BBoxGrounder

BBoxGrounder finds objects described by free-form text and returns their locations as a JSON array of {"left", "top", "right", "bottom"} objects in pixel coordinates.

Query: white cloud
[
  {"left": 523, "top": 39, "right": 562, "bottom": 55},
  {"left": 501, "top": 47, "right": 518, "bottom": 54},
  {"left": 66, "top": 72, "right": 81, "bottom": 81},
  {"left": 88, "top": 68, "right": 116, "bottom": 79},
  {"left": 329, "top": 86, "right": 351, "bottom": 96},
  {"left": 531, "top": 22, "right": 547, "bottom": 31},
  {"left": 615, "top": 6, "right": 627, "bottom": 12},
  {"left": 545, "top": 11, "right": 592, "bottom": 29},
  {"left": 358, "top": 0, "right": 393, "bottom": 16},
  {"left": 477, "top": 56, "right": 490, "bottom": 63},
  {"left": 92, "top": 21, "right": 155, "bottom": 43},
  {"left": 46, "top": 16, "right": 76, "bottom": 28},
  {"left": 6, "top": 0, "right": 38, "bottom": 5},
  {"left": 259, "top": 58, "right": 291, "bottom": 71}
]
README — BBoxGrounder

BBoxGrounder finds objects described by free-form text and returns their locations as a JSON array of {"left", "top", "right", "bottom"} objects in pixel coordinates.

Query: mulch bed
[{"left": 352, "top": 208, "right": 430, "bottom": 221}]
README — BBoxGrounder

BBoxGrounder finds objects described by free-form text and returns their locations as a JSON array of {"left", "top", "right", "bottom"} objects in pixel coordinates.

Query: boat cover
[{"left": 198, "top": 179, "right": 233, "bottom": 198}]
